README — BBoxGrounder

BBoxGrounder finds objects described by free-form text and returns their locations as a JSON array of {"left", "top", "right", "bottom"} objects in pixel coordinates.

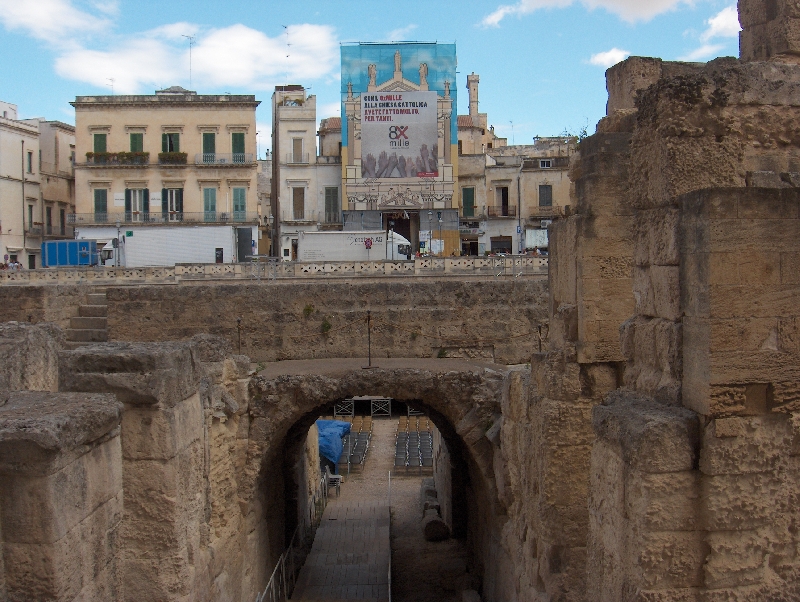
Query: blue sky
[{"left": 0, "top": 0, "right": 741, "bottom": 156}]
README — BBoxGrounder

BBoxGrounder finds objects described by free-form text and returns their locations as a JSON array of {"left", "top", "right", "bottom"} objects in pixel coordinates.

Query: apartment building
[{"left": 71, "top": 87, "right": 261, "bottom": 263}]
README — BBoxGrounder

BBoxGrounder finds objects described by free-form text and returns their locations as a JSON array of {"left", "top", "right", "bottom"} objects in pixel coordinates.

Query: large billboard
[{"left": 360, "top": 91, "right": 438, "bottom": 178}]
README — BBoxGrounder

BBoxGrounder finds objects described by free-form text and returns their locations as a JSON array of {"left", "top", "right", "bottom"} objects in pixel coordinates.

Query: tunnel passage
[{"left": 242, "top": 358, "right": 515, "bottom": 599}]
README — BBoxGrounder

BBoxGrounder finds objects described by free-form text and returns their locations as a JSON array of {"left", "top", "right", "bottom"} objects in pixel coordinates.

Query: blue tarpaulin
[{"left": 316, "top": 420, "right": 351, "bottom": 468}]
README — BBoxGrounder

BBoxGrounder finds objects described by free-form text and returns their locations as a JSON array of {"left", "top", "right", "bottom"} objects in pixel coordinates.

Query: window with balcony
[
  {"left": 233, "top": 187, "right": 246, "bottom": 220},
  {"left": 93, "top": 189, "right": 108, "bottom": 222},
  {"left": 125, "top": 188, "right": 150, "bottom": 222},
  {"left": 162, "top": 188, "right": 183, "bottom": 221},
  {"left": 203, "top": 187, "right": 217, "bottom": 221},
  {"left": 130, "top": 133, "right": 143, "bottom": 152},
  {"left": 202, "top": 133, "right": 216, "bottom": 163},
  {"left": 324, "top": 187, "right": 339, "bottom": 223},
  {"left": 539, "top": 184, "right": 553, "bottom": 207},
  {"left": 232, "top": 132, "right": 245, "bottom": 163},
  {"left": 292, "top": 187, "right": 304, "bottom": 220},
  {"left": 60, "top": 208, "right": 66, "bottom": 235},
  {"left": 46, "top": 207, "right": 52, "bottom": 235},
  {"left": 27, "top": 205, "right": 33, "bottom": 229},
  {"left": 93, "top": 133, "right": 107, "bottom": 153},
  {"left": 162, "top": 133, "right": 180, "bottom": 152},
  {"left": 462, "top": 187, "right": 475, "bottom": 217},
  {"left": 497, "top": 186, "right": 509, "bottom": 215},
  {"left": 27, "top": 151, "right": 33, "bottom": 173},
  {"left": 292, "top": 138, "right": 303, "bottom": 163}
]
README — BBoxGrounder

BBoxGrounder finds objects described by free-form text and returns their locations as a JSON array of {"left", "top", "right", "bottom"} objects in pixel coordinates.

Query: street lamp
[
  {"left": 437, "top": 214, "right": 443, "bottom": 257},
  {"left": 388, "top": 219, "right": 395, "bottom": 260},
  {"left": 115, "top": 220, "right": 121, "bottom": 267},
  {"left": 427, "top": 210, "right": 432, "bottom": 255}
]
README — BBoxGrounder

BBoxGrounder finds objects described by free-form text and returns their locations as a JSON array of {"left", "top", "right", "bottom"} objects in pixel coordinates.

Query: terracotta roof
[
  {"left": 319, "top": 117, "right": 341, "bottom": 131},
  {"left": 457, "top": 115, "right": 475, "bottom": 128}
]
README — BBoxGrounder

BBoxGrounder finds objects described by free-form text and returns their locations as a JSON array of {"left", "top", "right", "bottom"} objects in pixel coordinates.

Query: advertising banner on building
[{"left": 360, "top": 91, "right": 438, "bottom": 178}]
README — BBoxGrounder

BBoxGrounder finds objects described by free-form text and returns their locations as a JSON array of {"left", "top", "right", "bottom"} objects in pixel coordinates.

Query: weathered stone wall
[
  {"left": 0, "top": 284, "right": 89, "bottom": 329},
  {"left": 104, "top": 279, "right": 548, "bottom": 365}
]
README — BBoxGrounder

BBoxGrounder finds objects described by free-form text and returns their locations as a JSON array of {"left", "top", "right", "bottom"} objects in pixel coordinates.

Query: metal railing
[
  {"left": 255, "top": 470, "right": 331, "bottom": 602},
  {"left": 529, "top": 205, "right": 564, "bottom": 218},
  {"left": 194, "top": 153, "right": 254, "bottom": 165},
  {"left": 487, "top": 205, "right": 517, "bottom": 218},
  {"left": 43, "top": 225, "right": 75, "bottom": 238},
  {"left": 68, "top": 211, "right": 259, "bottom": 225},
  {"left": 285, "top": 153, "right": 310, "bottom": 164}
]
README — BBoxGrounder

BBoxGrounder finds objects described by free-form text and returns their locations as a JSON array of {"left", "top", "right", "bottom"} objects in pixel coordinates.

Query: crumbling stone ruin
[{"left": 0, "top": 1, "right": 799, "bottom": 600}]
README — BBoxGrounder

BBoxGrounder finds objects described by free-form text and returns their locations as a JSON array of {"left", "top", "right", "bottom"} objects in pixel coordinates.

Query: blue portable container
[{"left": 41, "top": 240, "right": 98, "bottom": 267}]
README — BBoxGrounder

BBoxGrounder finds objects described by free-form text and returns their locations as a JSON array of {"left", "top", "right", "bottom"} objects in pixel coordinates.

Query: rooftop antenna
[
  {"left": 182, "top": 34, "right": 195, "bottom": 89},
  {"left": 510, "top": 120, "right": 515, "bottom": 145},
  {"left": 107, "top": 78, "right": 115, "bottom": 95},
  {"left": 282, "top": 25, "right": 291, "bottom": 84}
]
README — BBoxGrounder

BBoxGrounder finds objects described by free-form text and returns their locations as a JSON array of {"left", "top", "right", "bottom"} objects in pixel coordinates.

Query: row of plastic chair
[
  {"left": 395, "top": 423, "right": 434, "bottom": 473},
  {"left": 398, "top": 415, "right": 432, "bottom": 433},
  {"left": 322, "top": 415, "right": 374, "bottom": 434}
]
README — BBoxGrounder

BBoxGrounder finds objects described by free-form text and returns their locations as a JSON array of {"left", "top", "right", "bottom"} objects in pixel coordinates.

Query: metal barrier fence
[
  {"left": 0, "top": 256, "right": 547, "bottom": 285},
  {"left": 255, "top": 470, "right": 331, "bottom": 602}
]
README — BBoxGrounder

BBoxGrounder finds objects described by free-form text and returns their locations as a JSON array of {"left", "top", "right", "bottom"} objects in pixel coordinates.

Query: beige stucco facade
[{"left": 71, "top": 88, "right": 260, "bottom": 230}]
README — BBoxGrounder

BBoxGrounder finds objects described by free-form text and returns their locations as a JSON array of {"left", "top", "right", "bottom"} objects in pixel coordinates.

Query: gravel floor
[{"left": 328, "top": 418, "right": 471, "bottom": 602}]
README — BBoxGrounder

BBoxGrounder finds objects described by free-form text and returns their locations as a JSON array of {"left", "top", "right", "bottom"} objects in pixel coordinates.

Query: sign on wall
[{"left": 361, "top": 91, "right": 438, "bottom": 178}]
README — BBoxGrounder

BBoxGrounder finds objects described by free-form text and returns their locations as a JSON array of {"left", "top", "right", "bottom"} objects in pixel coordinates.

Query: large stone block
[
  {"left": 59, "top": 342, "right": 199, "bottom": 407},
  {"left": 121, "top": 393, "right": 203, "bottom": 461},
  {"left": 0, "top": 322, "right": 59, "bottom": 393}
]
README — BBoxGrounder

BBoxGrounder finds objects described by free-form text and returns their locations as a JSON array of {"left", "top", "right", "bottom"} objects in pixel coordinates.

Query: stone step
[
  {"left": 70, "top": 316, "right": 107, "bottom": 330},
  {"left": 86, "top": 293, "right": 107, "bottom": 305},
  {"left": 79, "top": 304, "right": 108, "bottom": 317},
  {"left": 66, "top": 328, "right": 108, "bottom": 343}
]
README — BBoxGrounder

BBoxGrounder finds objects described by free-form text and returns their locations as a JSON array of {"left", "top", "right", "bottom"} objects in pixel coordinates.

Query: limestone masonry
[{"left": 1, "top": 1, "right": 800, "bottom": 600}]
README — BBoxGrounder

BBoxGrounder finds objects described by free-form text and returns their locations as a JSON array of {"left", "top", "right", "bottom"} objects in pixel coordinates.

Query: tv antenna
[
  {"left": 182, "top": 34, "right": 195, "bottom": 89},
  {"left": 282, "top": 25, "right": 292, "bottom": 84},
  {"left": 510, "top": 120, "right": 515, "bottom": 145},
  {"left": 107, "top": 78, "right": 115, "bottom": 95}
]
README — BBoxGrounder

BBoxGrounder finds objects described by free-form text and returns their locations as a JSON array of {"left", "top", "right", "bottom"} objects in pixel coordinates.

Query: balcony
[
  {"left": 487, "top": 205, "right": 517, "bottom": 218},
  {"left": 83, "top": 152, "right": 150, "bottom": 166},
  {"left": 68, "top": 211, "right": 259, "bottom": 226},
  {"left": 529, "top": 205, "right": 564, "bottom": 219},
  {"left": 286, "top": 153, "right": 310, "bottom": 165},
  {"left": 43, "top": 225, "right": 76, "bottom": 238},
  {"left": 317, "top": 155, "right": 342, "bottom": 165},
  {"left": 195, "top": 153, "right": 255, "bottom": 165},
  {"left": 158, "top": 152, "right": 187, "bottom": 165}
]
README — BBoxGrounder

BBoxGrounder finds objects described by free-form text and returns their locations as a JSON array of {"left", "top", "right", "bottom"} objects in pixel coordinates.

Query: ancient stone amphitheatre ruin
[{"left": 1, "top": 1, "right": 799, "bottom": 600}]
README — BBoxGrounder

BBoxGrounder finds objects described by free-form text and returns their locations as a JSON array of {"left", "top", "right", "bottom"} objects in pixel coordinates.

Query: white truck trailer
[
  {"left": 296, "top": 230, "right": 412, "bottom": 262},
  {"left": 75, "top": 225, "right": 257, "bottom": 267}
]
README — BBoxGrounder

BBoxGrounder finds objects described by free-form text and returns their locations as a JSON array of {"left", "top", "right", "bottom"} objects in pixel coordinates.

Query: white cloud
[
  {"left": 53, "top": 21, "right": 338, "bottom": 93},
  {"left": 482, "top": 0, "right": 690, "bottom": 26},
  {"left": 678, "top": 43, "right": 725, "bottom": 61},
  {"left": 589, "top": 47, "right": 630, "bottom": 67},
  {"left": 700, "top": 5, "right": 740, "bottom": 42},
  {"left": 0, "top": 0, "right": 110, "bottom": 41},
  {"left": 386, "top": 24, "right": 418, "bottom": 40}
]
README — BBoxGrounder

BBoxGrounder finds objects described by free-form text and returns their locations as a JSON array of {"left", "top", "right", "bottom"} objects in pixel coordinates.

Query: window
[
  {"left": 540, "top": 159, "right": 551, "bottom": 169},
  {"left": 162, "top": 133, "right": 180, "bottom": 152},
  {"left": 27, "top": 151, "right": 33, "bottom": 173},
  {"left": 27, "top": 205, "right": 33, "bottom": 229},
  {"left": 233, "top": 187, "right": 246, "bottom": 220},
  {"left": 232, "top": 132, "right": 245, "bottom": 163},
  {"left": 292, "top": 187, "right": 304, "bottom": 220},
  {"left": 45, "top": 207, "right": 52, "bottom": 235},
  {"left": 93, "top": 133, "right": 107, "bottom": 153},
  {"left": 130, "top": 133, "right": 143, "bottom": 152},
  {"left": 497, "top": 186, "right": 509, "bottom": 215},
  {"left": 60, "top": 208, "right": 66, "bottom": 236},
  {"left": 202, "top": 133, "right": 216, "bottom": 163},
  {"left": 292, "top": 138, "right": 303, "bottom": 163},
  {"left": 539, "top": 184, "right": 553, "bottom": 207},
  {"left": 324, "top": 187, "right": 339, "bottom": 223},
  {"left": 458, "top": 140, "right": 463, "bottom": 155},
  {"left": 125, "top": 188, "right": 149, "bottom": 221},
  {"left": 462, "top": 187, "right": 475, "bottom": 218},
  {"left": 203, "top": 187, "right": 217, "bottom": 221},
  {"left": 162, "top": 189, "right": 183, "bottom": 221},
  {"left": 93, "top": 189, "right": 108, "bottom": 222}
]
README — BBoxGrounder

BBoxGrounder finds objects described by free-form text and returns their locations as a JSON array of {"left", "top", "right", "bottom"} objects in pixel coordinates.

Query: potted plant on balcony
[{"left": 158, "top": 152, "right": 188, "bottom": 165}]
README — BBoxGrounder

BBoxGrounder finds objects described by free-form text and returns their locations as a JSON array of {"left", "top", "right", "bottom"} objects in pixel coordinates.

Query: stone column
[{"left": 0, "top": 391, "right": 123, "bottom": 602}]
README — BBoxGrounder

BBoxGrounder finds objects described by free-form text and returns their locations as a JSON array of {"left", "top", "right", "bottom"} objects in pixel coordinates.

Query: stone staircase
[{"left": 65, "top": 291, "right": 108, "bottom": 348}]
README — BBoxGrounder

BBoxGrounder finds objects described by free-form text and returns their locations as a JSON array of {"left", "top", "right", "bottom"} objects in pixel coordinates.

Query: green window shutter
[
  {"left": 162, "top": 188, "right": 168, "bottom": 219},
  {"left": 172, "top": 134, "right": 179, "bottom": 153},
  {"left": 176, "top": 189, "right": 183, "bottom": 213},
  {"left": 143, "top": 189, "right": 149, "bottom": 213},
  {"left": 94, "top": 189, "right": 107, "bottom": 213},
  {"left": 462, "top": 187, "right": 475, "bottom": 217},
  {"left": 539, "top": 185, "right": 553, "bottom": 207},
  {"left": 130, "top": 133, "right": 143, "bottom": 152},
  {"left": 204, "top": 188, "right": 216, "bottom": 213},
  {"left": 233, "top": 188, "right": 246, "bottom": 213},
  {"left": 93, "top": 133, "right": 107, "bottom": 153},
  {"left": 203, "top": 133, "right": 215, "bottom": 154},
  {"left": 162, "top": 133, "right": 167, "bottom": 153},
  {"left": 232, "top": 132, "right": 245, "bottom": 154},
  {"left": 124, "top": 189, "right": 131, "bottom": 213}
]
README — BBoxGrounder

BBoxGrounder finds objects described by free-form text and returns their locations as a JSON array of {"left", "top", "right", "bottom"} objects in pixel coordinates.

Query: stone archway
[{"left": 240, "top": 358, "right": 516, "bottom": 601}]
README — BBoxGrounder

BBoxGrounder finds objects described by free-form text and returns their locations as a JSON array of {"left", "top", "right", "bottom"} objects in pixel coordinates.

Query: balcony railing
[
  {"left": 158, "top": 152, "right": 187, "bottom": 165},
  {"left": 68, "top": 211, "right": 259, "bottom": 226},
  {"left": 529, "top": 205, "right": 564, "bottom": 219},
  {"left": 317, "top": 155, "right": 342, "bottom": 165},
  {"left": 487, "top": 205, "right": 517, "bottom": 218},
  {"left": 286, "top": 153, "right": 310, "bottom": 164},
  {"left": 43, "top": 225, "right": 75, "bottom": 238},
  {"left": 84, "top": 152, "right": 150, "bottom": 166},
  {"left": 195, "top": 153, "right": 255, "bottom": 165}
]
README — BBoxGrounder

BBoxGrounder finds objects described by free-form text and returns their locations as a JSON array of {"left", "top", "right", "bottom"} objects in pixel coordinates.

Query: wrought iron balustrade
[
  {"left": 68, "top": 211, "right": 259, "bottom": 225},
  {"left": 194, "top": 153, "right": 254, "bottom": 165}
]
